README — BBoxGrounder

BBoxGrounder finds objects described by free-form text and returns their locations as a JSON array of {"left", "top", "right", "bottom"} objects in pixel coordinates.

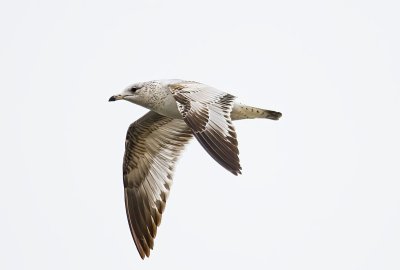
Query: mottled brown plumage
[
  {"left": 169, "top": 82, "right": 241, "bottom": 175},
  {"left": 123, "top": 111, "right": 192, "bottom": 258},
  {"left": 109, "top": 79, "right": 281, "bottom": 259}
]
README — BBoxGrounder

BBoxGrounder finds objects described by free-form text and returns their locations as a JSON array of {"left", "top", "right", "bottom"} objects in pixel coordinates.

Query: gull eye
[{"left": 130, "top": 87, "right": 140, "bottom": 93}]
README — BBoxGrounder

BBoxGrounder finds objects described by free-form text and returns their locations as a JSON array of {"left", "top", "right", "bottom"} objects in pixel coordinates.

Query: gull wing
[
  {"left": 168, "top": 81, "right": 241, "bottom": 175},
  {"left": 123, "top": 111, "right": 193, "bottom": 259}
]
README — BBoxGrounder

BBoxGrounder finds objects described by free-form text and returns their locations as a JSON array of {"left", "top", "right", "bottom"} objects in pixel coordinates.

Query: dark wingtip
[
  {"left": 230, "top": 167, "right": 242, "bottom": 176},
  {"left": 109, "top": 96, "right": 116, "bottom": 102}
]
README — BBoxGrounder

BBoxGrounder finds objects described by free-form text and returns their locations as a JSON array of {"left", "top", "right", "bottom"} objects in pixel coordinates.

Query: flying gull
[{"left": 109, "top": 79, "right": 282, "bottom": 259}]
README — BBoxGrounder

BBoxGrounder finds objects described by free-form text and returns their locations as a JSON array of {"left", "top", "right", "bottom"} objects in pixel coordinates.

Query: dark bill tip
[{"left": 108, "top": 96, "right": 116, "bottom": 102}]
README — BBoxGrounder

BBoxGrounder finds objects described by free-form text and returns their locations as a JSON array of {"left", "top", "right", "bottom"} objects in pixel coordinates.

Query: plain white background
[{"left": 1, "top": 0, "right": 399, "bottom": 269}]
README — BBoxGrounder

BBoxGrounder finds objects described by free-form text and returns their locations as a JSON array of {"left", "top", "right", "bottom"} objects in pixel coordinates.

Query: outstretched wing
[
  {"left": 123, "top": 111, "right": 193, "bottom": 259},
  {"left": 168, "top": 81, "right": 241, "bottom": 175}
]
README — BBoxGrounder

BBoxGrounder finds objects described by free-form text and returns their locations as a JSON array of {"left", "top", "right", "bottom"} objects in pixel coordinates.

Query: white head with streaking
[
  {"left": 109, "top": 79, "right": 282, "bottom": 259},
  {"left": 109, "top": 79, "right": 185, "bottom": 117}
]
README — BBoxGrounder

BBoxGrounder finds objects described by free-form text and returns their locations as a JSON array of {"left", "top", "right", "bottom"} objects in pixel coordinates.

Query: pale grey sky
[{"left": 1, "top": 0, "right": 400, "bottom": 269}]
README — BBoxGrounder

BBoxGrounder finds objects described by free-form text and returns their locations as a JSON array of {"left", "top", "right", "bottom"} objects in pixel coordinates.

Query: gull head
[{"left": 109, "top": 82, "right": 149, "bottom": 104}]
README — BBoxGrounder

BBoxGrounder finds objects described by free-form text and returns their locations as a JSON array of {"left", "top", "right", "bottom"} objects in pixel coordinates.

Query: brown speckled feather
[
  {"left": 169, "top": 82, "right": 242, "bottom": 175},
  {"left": 123, "top": 111, "right": 192, "bottom": 259}
]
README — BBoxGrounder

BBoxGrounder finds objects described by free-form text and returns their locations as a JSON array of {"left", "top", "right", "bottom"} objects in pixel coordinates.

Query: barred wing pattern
[
  {"left": 169, "top": 82, "right": 242, "bottom": 175},
  {"left": 123, "top": 111, "right": 193, "bottom": 258}
]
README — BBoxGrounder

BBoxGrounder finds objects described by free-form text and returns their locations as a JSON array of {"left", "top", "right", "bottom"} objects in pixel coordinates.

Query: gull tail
[
  {"left": 231, "top": 103, "right": 282, "bottom": 120},
  {"left": 262, "top": 109, "right": 282, "bottom": 120}
]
